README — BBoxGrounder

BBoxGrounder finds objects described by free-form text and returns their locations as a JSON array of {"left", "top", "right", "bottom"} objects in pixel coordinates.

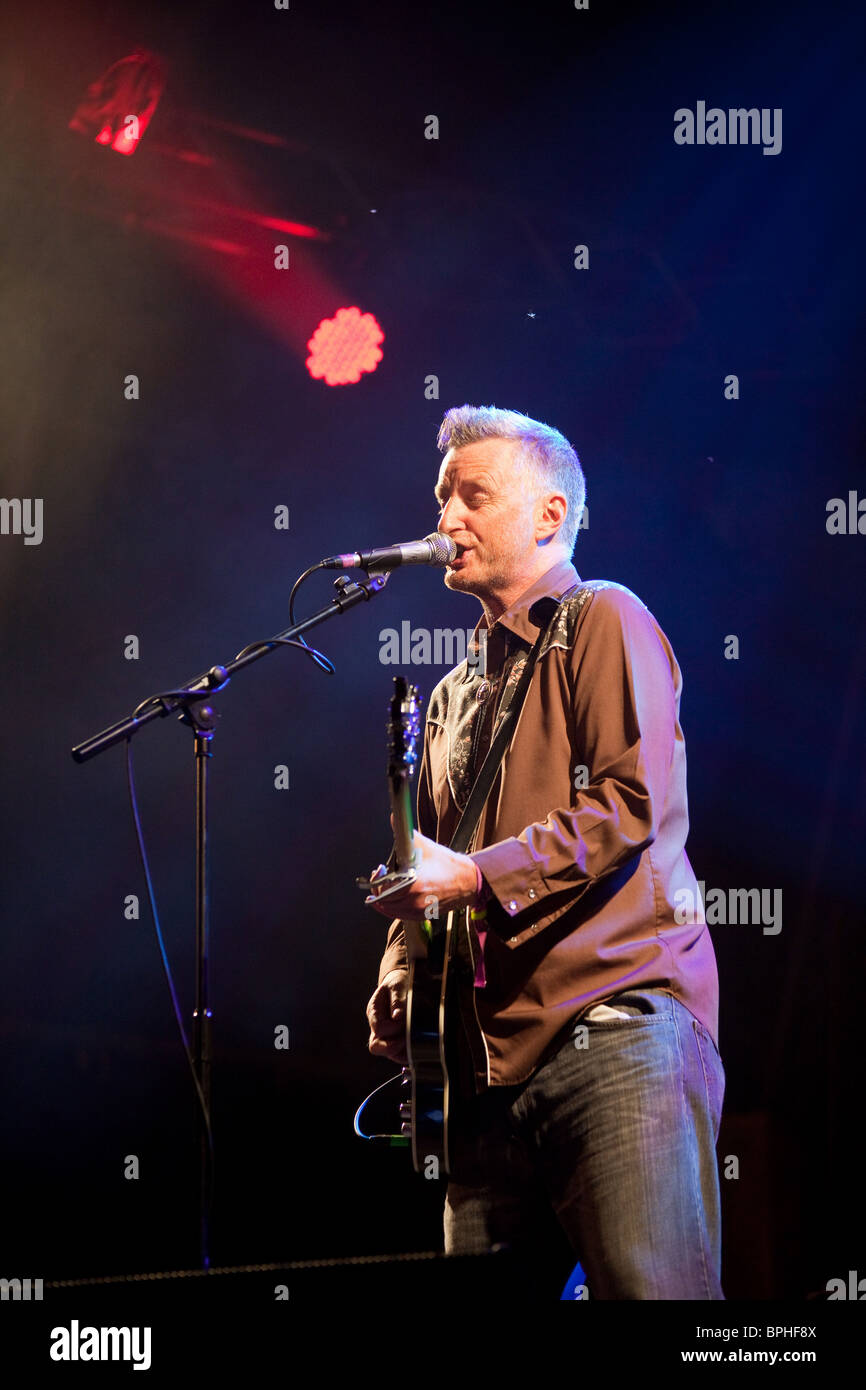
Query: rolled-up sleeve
[
  {"left": 469, "top": 587, "right": 678, "bottom": 927},
  {"left": 376, "top": 919, "right": 408, "bottom": 984}
]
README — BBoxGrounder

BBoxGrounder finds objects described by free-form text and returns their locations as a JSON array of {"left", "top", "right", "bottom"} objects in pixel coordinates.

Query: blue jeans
[{"left": 443, "top": 989, "right": 725, "bottom": 1300}]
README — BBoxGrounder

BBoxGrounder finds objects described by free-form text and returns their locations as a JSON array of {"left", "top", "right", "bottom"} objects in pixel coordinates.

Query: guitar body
[
  {"left": 355, "top": 676, "right": 483, "bottom": 1177},
  {"left": 402, "top": 911, "right": 459, "bottom": 1175},
  {"left": 402, "top": 903, "right": 490, "bottom": 1175}
]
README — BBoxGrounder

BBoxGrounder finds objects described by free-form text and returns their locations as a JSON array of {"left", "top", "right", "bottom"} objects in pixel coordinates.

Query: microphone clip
[{"left": 332, "top": 568, "right": 391, "bottom": 607}]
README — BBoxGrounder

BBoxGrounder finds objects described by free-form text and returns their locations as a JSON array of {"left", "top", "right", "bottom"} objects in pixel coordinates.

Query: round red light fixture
[{"left": 306, "top": 306, "right": 384, "bottom": 386}]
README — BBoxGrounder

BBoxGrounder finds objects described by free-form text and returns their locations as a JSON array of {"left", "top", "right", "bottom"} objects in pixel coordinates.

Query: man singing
[{"left": 365, "top": 405, "right": 723, "bottom": 1299}]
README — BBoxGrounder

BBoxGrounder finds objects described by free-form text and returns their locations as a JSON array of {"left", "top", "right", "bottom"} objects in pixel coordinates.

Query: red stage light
[
  {"left": 69, "top": 51, "right": 166, "bottom": 156},
  {"left": 306, "top": 307, "right": 384, "bottom": 386}
]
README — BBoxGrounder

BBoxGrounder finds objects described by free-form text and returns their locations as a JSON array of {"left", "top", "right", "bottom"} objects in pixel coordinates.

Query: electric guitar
[{"left": 355, "top": 676, "right": 481, "bottom": 1176}]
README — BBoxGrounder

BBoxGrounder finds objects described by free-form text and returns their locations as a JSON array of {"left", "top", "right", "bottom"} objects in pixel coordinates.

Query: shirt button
[
  {"left": 528, "top": 888, "right": 536, "bottom": 900},
  {"left": 507, "top": 899, "right": 517, "bottom": 913}
]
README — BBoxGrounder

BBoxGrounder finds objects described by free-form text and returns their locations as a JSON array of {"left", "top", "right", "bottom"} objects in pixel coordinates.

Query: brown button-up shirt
[{"left": 377, "top": 556, "right": 719, "bottom": 1088}]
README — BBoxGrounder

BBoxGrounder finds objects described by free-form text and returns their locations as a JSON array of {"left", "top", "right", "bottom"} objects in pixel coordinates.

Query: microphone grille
[{"left": 425, "top": 531, "right": 458, "bottom": 566}]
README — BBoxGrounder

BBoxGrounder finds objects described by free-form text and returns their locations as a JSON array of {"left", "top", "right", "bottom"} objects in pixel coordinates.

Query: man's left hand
[{"left": 364, "top": 830, "right": 478, "bottom": 920}]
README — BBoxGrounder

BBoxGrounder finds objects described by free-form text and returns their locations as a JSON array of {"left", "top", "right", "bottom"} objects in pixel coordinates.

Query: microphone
[{"left": 321, "top": 532, "right": 457, "bottom": 571}]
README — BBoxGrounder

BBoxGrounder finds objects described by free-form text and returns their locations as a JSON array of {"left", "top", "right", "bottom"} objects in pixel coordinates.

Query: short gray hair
[{"left": 437, "top": 404, "right": 586, "bottom": 553}]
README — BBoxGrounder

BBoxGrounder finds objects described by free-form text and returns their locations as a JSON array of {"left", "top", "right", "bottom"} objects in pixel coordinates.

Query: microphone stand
[{"left": 71, "top": 568, "right": 391, "bottom": 1269}]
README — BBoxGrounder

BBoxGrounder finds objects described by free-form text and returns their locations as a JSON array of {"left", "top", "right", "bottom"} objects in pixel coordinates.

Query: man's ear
[{"left": 535, "top": 492, "right": 568, "bottom": 542}]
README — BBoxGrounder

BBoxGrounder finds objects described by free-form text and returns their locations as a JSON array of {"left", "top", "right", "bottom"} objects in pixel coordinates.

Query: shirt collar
[{"left": 464, "top": 556, "right": 581, "bottom": 676}]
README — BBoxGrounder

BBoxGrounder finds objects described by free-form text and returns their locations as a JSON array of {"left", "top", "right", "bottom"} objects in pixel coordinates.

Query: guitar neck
[{"left": 390, "top": 775, "right": 416, "bottom": 872}]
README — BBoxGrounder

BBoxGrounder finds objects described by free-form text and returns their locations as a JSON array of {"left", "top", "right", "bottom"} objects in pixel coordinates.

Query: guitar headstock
[
  {"left": 357, "top": 676, "right": 423, "bottom": 894},
  {"left": 388, "top": 675, "right": 421, "bottom": 783}
]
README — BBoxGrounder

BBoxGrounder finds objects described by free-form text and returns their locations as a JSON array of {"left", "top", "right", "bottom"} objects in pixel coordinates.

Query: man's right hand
[{"left": 366, "top": 969, "right": 408, "bottom": 1064}]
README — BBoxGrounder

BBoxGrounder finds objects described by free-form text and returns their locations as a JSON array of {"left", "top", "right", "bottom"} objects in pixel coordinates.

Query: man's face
[{"left": 434, "top": 438, "right": 541, "bottom": 598}]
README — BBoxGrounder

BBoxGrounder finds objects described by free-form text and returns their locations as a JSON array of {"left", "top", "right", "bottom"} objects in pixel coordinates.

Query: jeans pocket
[
  {"left": 580, "top": 989, "right": 673, "bottom": 1027},
  {"left": 585, "top": 1002, "right": 635, "bottom": 1021}
]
